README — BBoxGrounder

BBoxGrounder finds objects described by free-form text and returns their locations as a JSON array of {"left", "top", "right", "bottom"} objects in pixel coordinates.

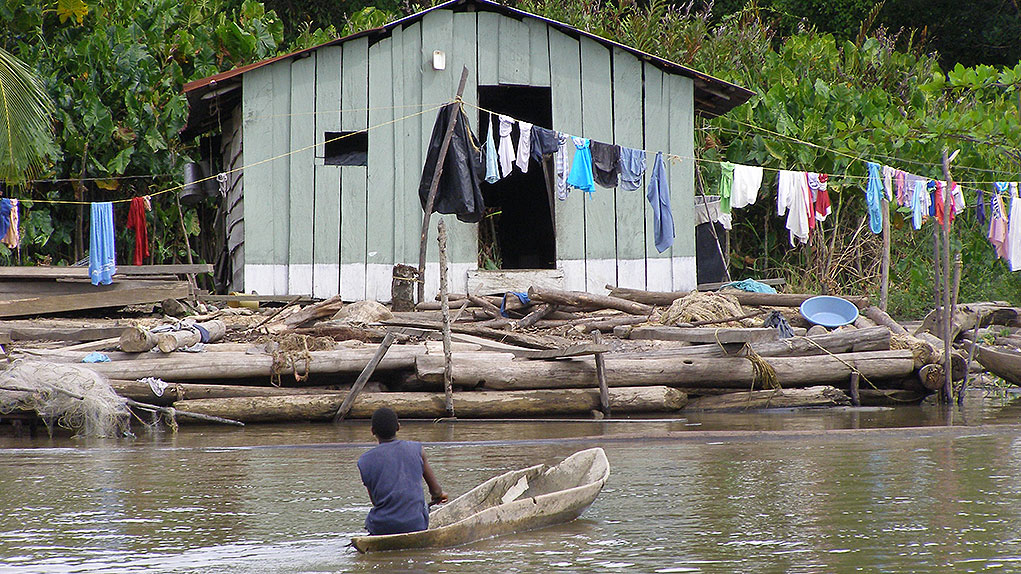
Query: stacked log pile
[{"left": 7, "top": 283, "right": 1019, "bottom": 427}]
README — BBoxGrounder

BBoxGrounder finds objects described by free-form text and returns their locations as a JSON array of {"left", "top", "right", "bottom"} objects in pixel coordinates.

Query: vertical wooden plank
[
  {"left": 476, "top": 11, "right": 500, "bottom": 86},
  {"left": 366, "top": 37, "right": 396, "bottom": 301},
  {"left": 241, "top": 66, "right": 283, "bottom": 294},
  {"left": 612, "top": 47, "right": 647, "bottom": 290},
  {"left": 341, "top": 36, "right": 369, "bottom": 301},
  {"left": 400, "top": 21, "right": 424, "bottom": 279},
  {"left": 526, "top": 17, "right": 550, "bottom": 87},
  {"left": 447, "top": 10, "right": 480, "bottom": 294},
  {"left": 391, "top": 26, "right": 406, "bottom": 267},
  {"left": 288, "top": 54, "right": 316, "bottom": 296},
  {"left": 420, "top": 10, "right": 456, "bottom": 298},
  {"left": 643, "top": 62, "right": 672, "bottom": 292},
  {"left": 313, "top": 46, "right": 342, "bottom": 297},
  {"left": 549, "top": 29, "right": 585, "bottom": 291},
  {"left": 668, "top": 74, "right": 696, "bottom": 291},
  {"left": 580, "top": 36, "right": 615, "bottom": 294},
  {"left": 497, "top": 16, "right": 529, "bottom": 85},
  {"left": 313, "top": 165, "right": 340, "bottom": 297}
]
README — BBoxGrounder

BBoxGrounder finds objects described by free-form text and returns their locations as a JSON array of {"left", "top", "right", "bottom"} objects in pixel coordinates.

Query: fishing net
[
  {"left": 660, "top": 291, "right": 746, "bottom": 326},
  {"left": 255, "top": 333, "right": 337, "bottom": 385},
  {"left": 0, "top": 360, "right": 131, "bottom": 438}
]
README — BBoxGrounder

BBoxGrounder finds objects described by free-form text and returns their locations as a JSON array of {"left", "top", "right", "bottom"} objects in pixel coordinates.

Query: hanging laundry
[
  {"left": 126, "top": 196, "right": 150, "bottom": 266},
  {"left": 1, "top": 199, "right": 18, "bottom": 249},
  {"left": 777, "top": 170, "right": 810, "bottom": 246},
  {"left": 903, "top": 173, "right": 926, "bottom": 209},
  {"left": 483, "top": 114, "right": 500, "bottom": 184},
  {"left": 718, "top": 162, "right": 735, "bottom": 214},
  {"left": 1011, "top": 192, "right": 1021, "bottom": 272},
  {"left": 977, "top": 188, "right": 986, "bottom": 224},
  {"left": 566, "top": 137, "right": 595, "bottom": 194},
  {"left": 497, "top": 115, "right": 515, "bottom": 178},
  {"left": 618, "top": 147, "right": 646, "bottom": 191},
  {"left": 418, "top": 102, "right": 485, "bottom": 223},
  {"left": 0, "top": 199, "right": 11, "bottom": 239},
  {"left": 89, "top": 202, "right": 116, "bottom": 286},
  {"left": 554, "top": 132, "right": 572, "bottom": 200},
  {"left": 951, "top": 182, "right": 965, "bottom": 216},
  {"left": 807, "top": 173, "right": 831, "bottom": 221},
  {"left": 882, "top": 165, "right": 896, "bottom": 202},
  {"left": 933, "top": 182, "right": 951, "bottom": 226},
  {"left": 529, "top": 126, "right": 559, "bottom": 162},
  {"left": 590, "top": 141, "right": 620, "bottom": 188},
  {"left": 895, "top": 170, "right": 908, "bottom": 207},
  {"left": 990, "top": 193, "right": 1010, "bottom": 260},
  {"left": 927, "top": 181, "right": 938, "bottom": 217},
  {"left": 515, "top": 120, "right": 533, "bottom": 173},
  {"left": 865, "top": 162, "right": 883, "bottom": 234},
  {"left": 731, "top": 164, "right": 763, "bottom": 209},
  {"left": 647, "top": 151, "right": 674, "bottom": 253},
  {"left": 911, "top": 179, "right": 930, "bottom": 230}
]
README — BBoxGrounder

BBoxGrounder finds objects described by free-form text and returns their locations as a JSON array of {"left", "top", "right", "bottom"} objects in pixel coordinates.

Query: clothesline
[{"left": 6, "top": 103, "right": 448, "bottom": 206}]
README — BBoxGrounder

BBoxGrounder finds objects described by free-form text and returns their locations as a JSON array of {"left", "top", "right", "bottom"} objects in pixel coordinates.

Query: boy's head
[{"left": 370, "top": 407, "right": 399, "bottom": 440}]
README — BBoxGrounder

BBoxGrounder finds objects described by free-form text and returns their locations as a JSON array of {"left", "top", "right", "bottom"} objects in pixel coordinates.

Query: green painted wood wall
[{"left": 239, "top": 7, "right": 697, "bottom": 298}]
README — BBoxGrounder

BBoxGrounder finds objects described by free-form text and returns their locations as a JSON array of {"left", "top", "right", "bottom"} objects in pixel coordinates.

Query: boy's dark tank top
[{"left": 357, "top": 439, "right": 428, "bottom": 535}]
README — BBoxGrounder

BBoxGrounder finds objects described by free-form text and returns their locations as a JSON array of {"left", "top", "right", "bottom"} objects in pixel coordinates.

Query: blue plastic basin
[{"left": 799, "top": 295, "right": 859, "bottom": 327}]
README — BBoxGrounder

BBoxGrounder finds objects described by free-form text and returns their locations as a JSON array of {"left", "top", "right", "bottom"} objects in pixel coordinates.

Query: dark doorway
[{"left": 477, "top": 85, "right": 556, "bottom": 270}]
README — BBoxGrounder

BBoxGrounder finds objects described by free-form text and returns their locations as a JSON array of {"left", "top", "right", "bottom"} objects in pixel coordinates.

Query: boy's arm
[{"left": 422, "top": 447, "right": 448, "bottom": 504}]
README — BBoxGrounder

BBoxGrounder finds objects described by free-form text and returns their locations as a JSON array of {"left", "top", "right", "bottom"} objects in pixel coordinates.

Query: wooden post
[
  {"left": 592, "top": 331, "right": 611, "bottom": 417},
  {"left": 940, "top": 149, "right": 954, "bottom": 402},
  {"left": 951, "top": 253, "right": 962, "bottom": 315},
  {"left": 332, "top": 331, "right": 397, "bottom": 423},
  {"left": 391, "top": 264, "right": 419, "bottom": 312},
  {"left": 175, "top": 191, "right": 198, "bottom": 296},
  {"left": 932, "top": 224, "right": 942, "bottom": 310},
  {"left": 438, "top": 219, "right": 454, "bottom": 417},
  {"left": 849, "top": 371, "right": 861, "bottom": 407},
  {"left": 879, "top": 197, "right": 891, "bottom": 311},
  {"left": 417, "top": 66, "right": 470, "bottom": 304}
]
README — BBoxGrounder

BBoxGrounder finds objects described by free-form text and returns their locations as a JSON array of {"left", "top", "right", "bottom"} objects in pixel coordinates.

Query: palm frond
[{"left": 0, "top": 46, "right": 55, "bottom": 184}]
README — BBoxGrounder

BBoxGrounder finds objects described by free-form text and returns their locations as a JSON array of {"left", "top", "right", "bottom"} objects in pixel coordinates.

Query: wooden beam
[
  {"left": 0, "top": 282, "right": 190, "bottom": 318},
  {"left": 0, "top": 264, "right": 212, "bottom": 279}
]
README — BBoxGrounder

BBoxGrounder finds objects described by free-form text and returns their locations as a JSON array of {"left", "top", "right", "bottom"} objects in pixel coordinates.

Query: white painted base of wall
[
  {"left": 287, "top": 264, "right": 313, "bottom": 296},
  {"left": 557, "top": 257, "right": 696, "bottom": 294},
  {"left": 312, "top": 264, "right": 339, "bottom": 298},
  {"left": 247, "top": 259, "right": 691, "bottom": 299},
  {"left": 672, "top": 256, "right": 697, "bottom": 291},
  {"left": 245, "top": 262, "right": 473, "bottom": 301}
]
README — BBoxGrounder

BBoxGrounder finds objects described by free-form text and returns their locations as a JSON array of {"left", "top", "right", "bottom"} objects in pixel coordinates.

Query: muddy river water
[{"left": 4, "top": 392, "right": 1021, "bottom": 573}]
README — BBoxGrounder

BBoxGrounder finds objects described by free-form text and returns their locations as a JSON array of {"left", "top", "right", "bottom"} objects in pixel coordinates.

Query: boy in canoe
[{"left": 357, "top": 407, "right": 448, "bottom": 535}]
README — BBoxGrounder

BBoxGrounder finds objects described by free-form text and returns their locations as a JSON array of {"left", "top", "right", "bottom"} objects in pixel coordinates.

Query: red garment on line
[{"left": 126, "top": 196, "right": 150, "bottom": 265}]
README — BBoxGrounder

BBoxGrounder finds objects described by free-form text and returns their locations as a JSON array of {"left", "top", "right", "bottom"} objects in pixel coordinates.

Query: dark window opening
[
  {"left": 477, "top": 85, "right": 556, "bottom": 270},
  {"left": 324, "top": 131, "right": 367, "bottom": 166}
]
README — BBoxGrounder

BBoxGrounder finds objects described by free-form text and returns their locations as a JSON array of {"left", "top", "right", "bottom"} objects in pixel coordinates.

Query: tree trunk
[
  {"left": 607, "top": 286, "right": 869, "bottom": 309},
  {"left": 109, "top": 379, "right": 347, "bottom": 407},
  {"left": 614, "top": 326, "right": 891, "bottom": 359},
  {"left": 415, "top": 350, "right": 915, "bottom": 390},
  {"left": 172, "top": 386, "right": 688, "bottom": 423},
  {"left": 862, "top": 306, "right": 908, "bottom": 334},
  {"left": 155, "top": 320, "right": 226, "bottom": 353},
  {"left": 527, "top": 286, "right": 655, "bottom": 315},
  {"left": 79, "top": 346, "right": 426, "bottom": 381},
  {"left": 119, "top": 326, "right": 159, "bottom": 353},
  {"left": 684, "top": 385, "right": 850, "bottom": 411}
]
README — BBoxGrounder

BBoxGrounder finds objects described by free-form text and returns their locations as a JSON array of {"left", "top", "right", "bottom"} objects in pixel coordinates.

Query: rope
[{"left": 9, "top": 103, "right": 448, "bottom": 206}]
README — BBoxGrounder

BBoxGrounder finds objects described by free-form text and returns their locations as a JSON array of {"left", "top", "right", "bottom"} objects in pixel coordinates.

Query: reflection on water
[{"left": 3, "top": 391, "right": 1021, "bottom": 573}]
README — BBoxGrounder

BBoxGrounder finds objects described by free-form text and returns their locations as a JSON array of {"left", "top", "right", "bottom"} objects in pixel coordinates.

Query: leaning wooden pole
[
  {"left": 438, "top": 220, "right": 454, "bottom": 417},
  {"left": 332, "top": 331, "right": 397, "bottom": 423},
  {"left": 940, "top": 148, "right": 954, "bottom": 402},
  {"left": 417, "top": 66, "right": 470, "bottom": 304}
]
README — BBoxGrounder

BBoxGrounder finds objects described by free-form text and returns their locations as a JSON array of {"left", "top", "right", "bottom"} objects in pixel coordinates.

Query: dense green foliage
[
  {"left": 0, "top": 46, "right": 55, "bottom": 184},
  {"left": 0, "top": 0, "right": 284, "bottom": 265}
]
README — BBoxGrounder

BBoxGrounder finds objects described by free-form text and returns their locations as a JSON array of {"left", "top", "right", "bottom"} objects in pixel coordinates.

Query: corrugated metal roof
[{"left": 181, "top": 0, "right": 754, "bottom": 138}]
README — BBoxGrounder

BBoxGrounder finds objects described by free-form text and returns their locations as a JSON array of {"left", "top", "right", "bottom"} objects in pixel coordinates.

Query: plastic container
[{"left": 799, "top": 295, "right": 859, "bottom": 327}]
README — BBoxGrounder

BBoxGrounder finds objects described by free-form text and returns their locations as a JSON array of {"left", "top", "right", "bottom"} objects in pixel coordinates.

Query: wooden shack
[{"left": 181, "top": 0, "right": 753, "bottom": 301}]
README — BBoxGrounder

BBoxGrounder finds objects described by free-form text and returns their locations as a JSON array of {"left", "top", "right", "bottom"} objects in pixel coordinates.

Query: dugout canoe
[
  {"left": 350, "top": 447, "right": 610, "bottom": 553},
  {"left": 974, "top": 344, "right": 1021, "bottom": 386}
]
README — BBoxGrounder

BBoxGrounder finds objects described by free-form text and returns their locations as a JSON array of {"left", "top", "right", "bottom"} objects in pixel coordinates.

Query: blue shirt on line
[{"left": 357, "top": 439, "right": 429, "bottom": 535}]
